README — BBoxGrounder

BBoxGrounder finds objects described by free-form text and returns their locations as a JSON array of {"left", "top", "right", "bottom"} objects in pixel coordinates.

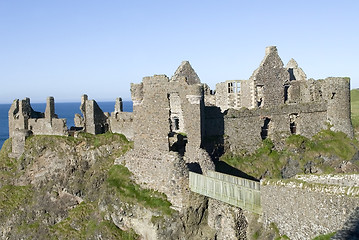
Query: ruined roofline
[{"left": 171, "top": 61, "right": 201, "bottom": 85}]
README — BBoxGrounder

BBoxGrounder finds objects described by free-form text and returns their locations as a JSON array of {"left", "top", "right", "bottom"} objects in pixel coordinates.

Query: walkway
[{"left": 189, "top": 170, "right": 261, "bottom": 214}]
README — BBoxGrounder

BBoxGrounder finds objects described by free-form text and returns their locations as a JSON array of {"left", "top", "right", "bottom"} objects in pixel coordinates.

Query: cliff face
[{"left": 0, "top": 133, "right": 215, "bottom": 240}]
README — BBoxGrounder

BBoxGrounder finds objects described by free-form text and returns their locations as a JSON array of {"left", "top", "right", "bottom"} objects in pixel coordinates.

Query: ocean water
[{"left": 0, "top": 101, "right": 133, "bottom": 149}]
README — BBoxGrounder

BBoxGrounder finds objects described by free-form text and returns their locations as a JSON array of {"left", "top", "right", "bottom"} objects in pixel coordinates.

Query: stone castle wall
[
  {"left": 8, "top": 97, "right": 67, "bottom": 138},
  {"left": 115, "top": 149, "right": 190, "bottom": 210},
  {"left": 8, "top": 95, "right": 134, "bottom": 158},
  {"left": 211, "top": 46, "right": 353, "bottom": 153},
  {"left": 108, "top": 111, "right": 134, "bottom": 140},
  {"left": 223, "top": 103, "right": 329, "bottom": 153},
  {"left": 261, "top": 178, "right": 359, "bottom": 240},
  {"left": 119, "top": 61, "right": 215, "bottom": 210}
]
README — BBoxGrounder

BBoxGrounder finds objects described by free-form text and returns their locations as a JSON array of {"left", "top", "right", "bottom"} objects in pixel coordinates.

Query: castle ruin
[{"left": 7, "top": 46, "right": 356, "bottom": 239}]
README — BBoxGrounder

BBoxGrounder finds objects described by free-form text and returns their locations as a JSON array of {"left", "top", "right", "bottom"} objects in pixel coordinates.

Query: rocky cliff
[{"left": 0, "top": 133, "right": 216, "bottom": 240}]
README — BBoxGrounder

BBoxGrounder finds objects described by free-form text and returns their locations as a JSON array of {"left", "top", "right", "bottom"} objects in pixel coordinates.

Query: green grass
[
  {"left": 311, "top": 129, "right": 358, "bottom": 160},
  {"left": 51, "top": 202, "right": 138, "bottom": 240},
  {"left": 0, "top": 185, "right": 33, "bottom": 218},
  {"left": 312, "top": 232, "right": 336, "bottom": 240},
  {"left": 0, "top": 139, "right": 19, "bottom": 180},
  {"left": 25, "top": 132, "right": 131, "bottom": 153},
  {"left": 75, "top": 131, "right": 130, "bottom": 148},
  {"left": 107, "top": 165, "right": 174, "bottom": 216},
  {"left": 221, "top": 129, "right": 359, "bottom": 179},
  {"left": 221, "top": 139, "right": 288, "bottom": 179}
]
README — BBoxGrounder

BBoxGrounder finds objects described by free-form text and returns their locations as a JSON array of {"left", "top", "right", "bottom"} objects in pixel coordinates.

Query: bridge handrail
[
  {"left": 189, "top": 171, "right": 262, "bottom": 214},
  {"left": 207, "top": 170, "right": 260, "bottom": 190}
]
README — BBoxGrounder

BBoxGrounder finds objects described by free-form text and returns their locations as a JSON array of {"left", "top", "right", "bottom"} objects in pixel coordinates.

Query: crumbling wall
[
  {"left": 29, "top": 118, "right": 67, "bottom": 136},
  {"left": 8, "top": 98, "right": 42, "bottom": 138},
  {"left": 85, "top": 100, "right": 108, "bottom": 134},
  {"left": 203, "top": 83, "right": 216, "bottom": 106},
  {"left": 215, "top": 82, "right": 228, "bottom": 111},
  {"left": 28, "top": 96, "right": 67, "bottom": 136},
  {"left": 250, "top": 46, "right": 289, "bottom": 108},
  {"left": 116, "top": 149, "right": 190, "bottom": 210},
  {"left": 8, "top": 97, "right": 67, "bottom": 137},
  {"left": 224, "top": 103, "right": 328, "bottom": 153},
  {"left": 108, "top": 98, "right": 134, "bottom": 140},
  {"left": 261, "top": 178, "right": 359, "bottom": 240},
  {"left": 74, "top": 94, "right": 109, "bottom": 135},
  {"left": 214, "top": 80, "right": 247, "bottom": 111},
  {"left": 213, "top": 46, "right": 353, "bottom": 154},
  {"left": 131, "top": 75, "right": 171, "bottom": 152},
  {"left": 8, "top": 129, "right": 32, "bottom": 158},
  {"left": 121, "top": 61, "right": 215, "bottom": 210},
  {"left": 8, "top": 97, "right": 67, "bottom": 157},
  {"left": 240, "top": 80, "right": 252, "bottom": 109}
]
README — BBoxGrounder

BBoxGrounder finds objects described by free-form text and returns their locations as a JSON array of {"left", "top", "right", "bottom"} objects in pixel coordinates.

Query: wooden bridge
[{"left": 189, "top": 170, "right": 262, "bottom": 214}]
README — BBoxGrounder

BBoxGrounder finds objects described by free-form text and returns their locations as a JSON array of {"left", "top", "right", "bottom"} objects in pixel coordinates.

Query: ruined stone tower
[{"left": 118, "top": 61, "right": 214, "bottom": 210}]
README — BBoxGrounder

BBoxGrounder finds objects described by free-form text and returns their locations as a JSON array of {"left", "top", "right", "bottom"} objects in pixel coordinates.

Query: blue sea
[{"left": 0, "top": 101, "right": 133, "bottom": 149}]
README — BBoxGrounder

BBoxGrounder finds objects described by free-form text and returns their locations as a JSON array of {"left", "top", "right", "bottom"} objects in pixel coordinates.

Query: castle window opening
[
  {"left": 256, "top": 85, "right": 264, "bottom": 108},
  {"left": 261, "top": 117, "right": 271, "bottom": 140},
  {"left": 257, "top": 98, "right": 263, "bottom": 107},
  {"left": 288, "top": 68, "right": 296, "bottom": 80},
  {"left": 227, "top": 81, "right": 240, "bottom": 94},
  {"left": 331, "top": 92, "right": 336, "bottom": 99},
  {"left": 289, "top": 114, "right": 298, "bottom": 134},
  {"left": 236, "top": 82, "right": 241, "bottom": 93},
  {"left": 228, "top": 82, "right": 234, "bottom": 93},
  {"left": 290, "top": 122, "right": 296, "bottom": 134},
  {"left": 284, "top": 85, "right": 289, "bottom": 103},
  {"left": 173, "top": 117, "right": 180, "bottom": 130}
]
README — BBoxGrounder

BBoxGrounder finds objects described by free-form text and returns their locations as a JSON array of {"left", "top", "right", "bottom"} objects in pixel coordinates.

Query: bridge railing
[
  {"left": 189, "top": 171, "right": 262, "bottom": 214},
  {"left": 207, "top": 170, "right": 260, "bottom": 190}
]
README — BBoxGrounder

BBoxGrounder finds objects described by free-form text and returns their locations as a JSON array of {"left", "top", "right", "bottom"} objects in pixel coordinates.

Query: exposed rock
[
  {"left": 208, "top": 199, "right": 247, "bottom": 240},
  {"left": 281, "top": 158, "right": 301, "bottom": 178}
]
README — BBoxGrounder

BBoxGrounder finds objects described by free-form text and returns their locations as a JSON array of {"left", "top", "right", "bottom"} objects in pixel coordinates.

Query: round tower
[{"left": 325, "top": 77, "right": 353, "bottom": 137}]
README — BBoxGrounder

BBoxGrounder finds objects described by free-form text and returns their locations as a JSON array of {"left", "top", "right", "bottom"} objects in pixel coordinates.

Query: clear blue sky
[{"left": 0, "top": 0, "right": 358, "bottom": 103}]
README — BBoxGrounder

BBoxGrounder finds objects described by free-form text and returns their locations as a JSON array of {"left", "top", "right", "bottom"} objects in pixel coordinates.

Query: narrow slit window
[
  {"left": 228, "top": 82, "right": 234, "bottom": 93},
  {"left": 261, "top": 118, "right": 271, "bottom": 140}
]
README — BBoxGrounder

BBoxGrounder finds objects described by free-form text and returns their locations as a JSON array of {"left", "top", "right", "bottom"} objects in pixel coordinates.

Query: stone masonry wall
[
  {"left": 250, "top": 46, "right": 289, "bottom": 108},
  {"left": 324, "top": 77, "right": 354, "bottom": 137},
  {"left": 84, "top": 100, "right": 108, "bottom": 135},
  {"left": 261, "top": 178, "right": 359, "bottom": 240},
  {"left": 9, "top": 97, "right": 67, "bottom": 138},
  {"left": 224, "top": 103, "right": 328, "bottom": 153},
  {"left": 131, "top": 75, "right": 171, "bottom": 152},
  {"left": 28, "top": 118, "right": 67, "bottom": 136},
  {"left": 215, "top": 82, "right": 227, "bottom": 111},
  {"left": 109, "top": 112, "right": 133, "bottom": 140},
  {"left": 123, "top": 61, "right": 215, "bottom": 210},
  {"left": 115, "top": 148, "right": 190, "bottom": 210},
  {"left": 108, "top": 98, "right": 134, "bottom": 140},
  {"left": 212, "top": 47, "right": 353, "bottom": 142}
]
